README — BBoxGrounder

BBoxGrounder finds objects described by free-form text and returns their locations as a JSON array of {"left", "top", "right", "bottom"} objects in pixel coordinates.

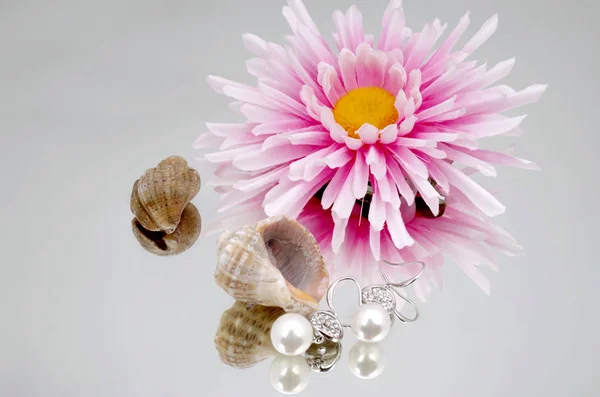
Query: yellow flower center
[{"left": 332, "top": 87, "right": 399, "bottom": 139}]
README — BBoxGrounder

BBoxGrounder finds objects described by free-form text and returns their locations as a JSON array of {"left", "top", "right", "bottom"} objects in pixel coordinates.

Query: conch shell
[
  {"left": 214, "top": 301, "right": 284, "bottom": 368},
  {"left": 215, "top": 216, "right": 329, "bottom": 316},
  {"left": 130, "top": 156, "right": 201, "bottom": 256}
]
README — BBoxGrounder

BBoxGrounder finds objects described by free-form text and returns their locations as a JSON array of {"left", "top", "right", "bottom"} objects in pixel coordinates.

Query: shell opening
[
  {"left": 259, "top": 218, "right": 327, "bottom": 302},
  {"left": 134, "top": 219, "right": 168, "bottom": 251}
]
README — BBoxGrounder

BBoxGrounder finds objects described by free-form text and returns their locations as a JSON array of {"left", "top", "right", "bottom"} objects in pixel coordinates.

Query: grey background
[{"left": 1, "top": 0, "right": 598, "bottom": 396}]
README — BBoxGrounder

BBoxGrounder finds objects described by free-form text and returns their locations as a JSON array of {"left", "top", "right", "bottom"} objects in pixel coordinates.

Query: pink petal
[
  {"left": 233, "top": 167, "right": 287, "bottom": 192},
  {"left": 338, "top": 49, "right": 358, "bottom": 91},
  {"left": 317, "top": 62, "right": 346, "bottom": 105},
  {"left": 404, "top": 24, "right": 438, "bottom": 72},
  {"left": 408, "top": 174, "right": 441, "bottom": 216},
  {"left": 240, "top": 103, "right": 292, "bottom": 123},
  {"left": 282, "top": 0, "right": 321, "bottom": 36},
  {"left": 465, "top": 149, "right": 540, "bottom": 170},
  {"left": 474, "top": 58, "right": 516, "bottom": 89},
  {"left": 352, "top": 151, "right": 369, "bottom": 199},
  {"left": 378, "top": 4, "right": 406, "bottom": 51},
  {"left": 380, "top": 124, "right": 399, "bottom": 144},
  {"left": 368, "top": 181, "right": 386, "bottom": 230},
  {"left": 394, "top": 90, "right": 408, "bottom": 115},
  {"left": 433, "top": 159, "right": 505, "bottom": 216},
  {"left": 416, "top": 95, "right": 457, "bottom": 121},
  {"left": 274, "top": 170, "right": 333, "bottom": 219},
  {"left": 252, "top": 119, "right": 313, "bottom": 135},
  {"left": 289, "top": 130, "right": 331, "bottom": 146},
  {"left": 242, "top": 33, "right": 268, "bottom": 57},
  {"left": 405, "top": 69, "right": 423, "bottom": 108},
  {"left": 332, "top": 166, "right": 357, "bottom": 220},
  {"left": 355, "top": 123, "right": 379, "bottom": 144},
  {"left": 497, "top": 84, "right": 548, "bottom": 112},
  {"left": 455, "top": 260, "right": 491, "bottom": 295},
  {"left": 206, "top": 122, "right": 253, "bottom": 138},
  {"left": 233, "top": 145, "right": 316, "bottom": 171},
  {"left": 422, "top": 12, "right": 470, "bottom": 78},
  {"left": 426, "top": 161, "right": 449, "bottom": 193},
  {"left": 321, "top": 163, "right": 352, "bottom": 209},
  {"left": 265, "top": 170, "right": 334, "bottom": 218},
  {"left": 288, "top": 145, "right": 336, "bottom": 181},
  {"left": 427, "top": 108, "right": 467, "bottom": 123},
  {"left": 343, "top": 136, "right": 364, "bottom": 150},
  {"left": 346, "top": 5, "right": 365, "bottom": 51},
  {"left": 205, "top": 145, "right": 261, "bottom": 163},
  {"left": 222, "top": 85, "right": 277, "bottom": 110},
  {"left": 386, "top": 156, "right": 416, "bottom": 205},
  {"left": 222, "top": 131, "right": 264, "bottom": 149},
  {"left": 322, "top": 146, "right": 353, "bottom": 168},
  {"left": 193, "top": 132, "right": 224, "bottom": 149},
  {"left": 398, "top": 115, "right": 417, "bottom": 135},
  {"left": 356, "top": 48, "right": 386, "bottom": 88},
  {"left": 258, "top": 82, "right": 311, "bottom": 117},
  {"left": 440, "top": 143, "right": 497, "bottom": 177},
  {"left": 457, "top": 14, "right": 498, "bottom": 62},
  {"left": 300, "top": 85, "right": 326, "bottom": 121},
  {"left": 386, "top": 202, "right": 414, "bottom": 249},
  {"left": 370, "top": 228, "right": 381, "bottom": 261},
  {"left": 384, "top": 63, "right": 407, "bottom": 95},
  {"left": 394, "top": 137, "right": 430, "bottom": 148},
  {"left": 356, "top": 44, "right": 381, "bottom": 87},
  {"left": 413, "top": 132, "right": 460, "bottom": 142},
  {"left": 287, "top": 51, "right": 329, "bottom": 105},
  {"left": 389, "top": 146, "right": 428, "bottom": 179},
  {"left": 331, "top": 214, "right": 349, "bottom": 253},
  {"left": 206, "top": 75, "right": 244, "bottom": 94},
  {"left": 416, "top": 147, "right": 447, "bottom": 159},
  {"left": 376, "top": 167, "right": 393, "bottom": 202}
]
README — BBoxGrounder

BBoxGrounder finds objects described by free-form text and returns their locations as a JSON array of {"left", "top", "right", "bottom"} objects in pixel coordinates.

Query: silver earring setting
[{"left": 268, "top": 261, "right": 425, "bottom": 393}]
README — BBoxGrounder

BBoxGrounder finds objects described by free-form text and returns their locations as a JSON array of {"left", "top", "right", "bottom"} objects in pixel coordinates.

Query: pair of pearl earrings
[
  {"left": 270, "top": 261, "right": 424, "bottom": 355},
  {"left": 268, "top": 262, "right": 425, "bottom": 392}
]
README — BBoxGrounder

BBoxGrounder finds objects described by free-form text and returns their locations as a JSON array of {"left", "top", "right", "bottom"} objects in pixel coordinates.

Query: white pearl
[
  {"left": 348, "top": 342, "right": 386, "bottom": 379},
  {"left": 270, "top": 313, "right": 314, "bottom": 356},
  {"left": 269, "top": 354, "right": 311, "bottom": 394},
  {"left": 350, "top": 303, "right": 392, "bottom": 343}
]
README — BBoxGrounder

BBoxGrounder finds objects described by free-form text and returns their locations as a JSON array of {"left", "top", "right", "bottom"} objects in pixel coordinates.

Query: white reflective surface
[{"left": 0, "top": 0, "right": 598, "bottom": 396}]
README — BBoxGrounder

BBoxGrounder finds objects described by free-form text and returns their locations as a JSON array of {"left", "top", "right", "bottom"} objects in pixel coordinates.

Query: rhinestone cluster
[
  {"left": 309, "top": 311, "right": 342, "bottom": 341},
  {"left": 361, "top": 286, "right": 396, "bottom": 312}
]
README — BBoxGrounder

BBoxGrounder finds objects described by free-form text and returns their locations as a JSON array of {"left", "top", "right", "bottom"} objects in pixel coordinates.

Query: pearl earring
[
  {"left": 270, "top": 313, "right": 315, "bottom": 356},
  {"left": 267, "top": 261, "right": 425, "bottom": 391},
  {"left": 314, "top": 261, "right": 425, "bottom": 343}
]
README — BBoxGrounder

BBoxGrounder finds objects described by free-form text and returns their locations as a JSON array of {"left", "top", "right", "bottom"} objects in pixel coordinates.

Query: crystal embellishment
[
  {"left": 309, "top": 311, "right": 343, "bottom": 341},
  {"left": 361, "top": 286, "right": 396, "bottom": 312}
]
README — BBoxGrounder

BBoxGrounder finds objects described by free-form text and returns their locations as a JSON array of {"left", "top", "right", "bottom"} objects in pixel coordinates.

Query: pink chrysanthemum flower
[{"left": 196, "top": 0, "right": 544, "bottom": 290}]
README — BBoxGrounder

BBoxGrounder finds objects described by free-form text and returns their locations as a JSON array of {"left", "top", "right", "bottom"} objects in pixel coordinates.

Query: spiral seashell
[
  {"left": 214, "top": 216, "right": 329, "bottom": 316},
  {"left": 130, "top": 156, "right": 201, "bottom": 256},
  {"left": 131, "top": 156, "right": 200, "bottom": 233},
  {"left": 131, "top": 202, "right": 201, "bottom": 256},
  {"left": 214, "top": 301, "right": 284, "bottom": 368}
]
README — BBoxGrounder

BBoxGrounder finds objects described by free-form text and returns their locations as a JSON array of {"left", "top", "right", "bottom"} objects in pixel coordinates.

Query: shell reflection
[{"left": 214, "top": 301, "right": 284, "bottom": 368}]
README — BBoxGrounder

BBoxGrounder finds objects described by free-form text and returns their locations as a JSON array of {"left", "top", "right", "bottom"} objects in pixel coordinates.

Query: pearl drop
[
  {"left": 350, "top": 303, "right": 392, "bottom": 343},
  {"left": 270, "top": 313, "right": 314, "bottom": 356},
  {"left": 348, "top": 342, "right": 386, "bottom": 379},
  {"left": 269, "top": 354, "right": 311, "bottom": 394}
]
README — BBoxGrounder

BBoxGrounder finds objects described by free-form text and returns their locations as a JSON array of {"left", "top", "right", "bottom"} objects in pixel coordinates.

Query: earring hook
[
  {"left": 381, "top": 260, "right": 425, "bottom": 288},
  {"left": 326, "top": 277, "right": 362, "bottom": 328},
  {"left": 380, "top": 261, "right": 426, "bottom": 323}
]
